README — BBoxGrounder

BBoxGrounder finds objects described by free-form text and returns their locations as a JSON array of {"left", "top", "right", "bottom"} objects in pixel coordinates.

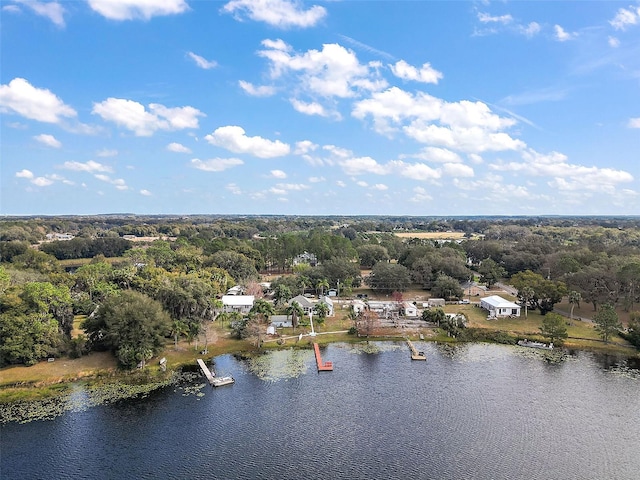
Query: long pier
[
  {"left": 407, "top": 340, "right": 426, "bottom": 360},
  {"left": 313, "top": 343, "right": 333, "bottom": 371},
  {"left": 197, "top": 358, "right": 235, "bottom": 386}
]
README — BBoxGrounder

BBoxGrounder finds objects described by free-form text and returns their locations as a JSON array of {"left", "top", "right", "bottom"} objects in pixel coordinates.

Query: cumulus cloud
[
  {"left": 257, "top": 39, "right": 387, "bottom": 99},
  {"left": 390, "top": 60, "right": 443, "bottom": 84},
  {"left": 290, "top": 98, "right": 329, "bottom": 117},
  {"left": 167, "top": 142, "right": 192, "bottom": 153},
  {"left": 60, "top": 160, "right": 113, "bottom": 173},
  {"left": 97, "top": 148, "right": 118, "bottom": 157},
  {"left": 15, "top": 169, "right": 34, "bottom": 179},
  {"left": 87, "top": 0, "right": 189, "bottom": 20},
  {"left": 92, "top": 98, "right": 204, "bottom": 136},
  {"left": 410, "top": 186, "right": 432, "bottom": 203},
  {"left": 205, "top": 125, "right": 290, "bottom": 158},
  {"left": 373, "top": 184, "right": 388, "bottom": 191},
  {"left": 94, "top": 174, "right": 128, "bottom": 190},
  {"left": 353, "top": 87, "right": 524, "bottom": 153},
  {"left": 190, "top": 157, "right": 244, "bottom": 171},
  {"left": 628, "top": 117, "right": 640, "bottom": 128},
  {"left": 34, "top": 133, "right": 61, "bottom": 148},
  {"left": 13, "top": 0, "right": 65, "bottom": 26},
  {"left": 610, "top": 6, "right": 640, "bottom": 31},
  {"left": 554, "top": 25, "right": 576, "bottom": 42},
  {"left": 187, "top": 52, "right": 217, "bottom": 69},
  {"left": 270, "top": 169, "right": 287, "bottom": 179},
  {"left": 140, "top": 189, "right": 152, "bottom": 196},
  {"left": 495, "top": 148, "right": 634, "bottom": 193},
  {"left": 608, "top": 36, "right": 621, "bottom": 48},
  {"left": 519, "top": 22, "right": 541, "bottom": 38},
  {"left": 226, "top": 183, "right": 242, "bottom": 194},
  {"left": 239, "top": 81, "right": 276, "bottom": 97},
  {"left": 0, "top": 78, "right": 76, "bottom": 123},
  {"left": 409, "top": 147, "right": 462, "bottom": 163},
  {"left": 477, "top": 12, "right": 513, "bottom": 24},
  {"left": 221, "top": 0, "right": 326, "bottom": 28},
  {"left": 340, "top": 156, "right": 388, "bottom": 176}
]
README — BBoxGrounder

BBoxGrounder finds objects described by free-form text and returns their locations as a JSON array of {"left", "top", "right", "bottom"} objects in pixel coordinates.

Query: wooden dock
[
  {"left": 313, "top": 343, "right": 333, "bottom": 371},
  {"left": 407, "top": 340, "right": 426, "bottom": 360},
  {"left": 197, "top": 358, "right": 235, "bottom": 386}
]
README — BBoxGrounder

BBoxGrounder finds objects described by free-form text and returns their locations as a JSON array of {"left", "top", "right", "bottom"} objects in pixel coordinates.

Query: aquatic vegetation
[
  {"left": 0, "top": 370, "right": 190, "bottom": 424},
  {"left": 244, "top": 348, "right": 310, "bottom": 382}
]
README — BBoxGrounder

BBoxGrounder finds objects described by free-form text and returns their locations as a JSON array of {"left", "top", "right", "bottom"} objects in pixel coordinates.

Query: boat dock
[
  {"left": 313, "top": 343, "right": 333, "bottom": 371},
  {"left": 197, "top": 358, "right": 235, "bottom": 386},
  {"left": 407, "top": 340, "right": 426, "bottom": 360}
]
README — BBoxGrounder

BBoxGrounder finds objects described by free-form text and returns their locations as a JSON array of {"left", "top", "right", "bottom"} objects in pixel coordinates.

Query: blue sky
[{"left": 1, "top": 0, "right": 639, "bottom": 216}]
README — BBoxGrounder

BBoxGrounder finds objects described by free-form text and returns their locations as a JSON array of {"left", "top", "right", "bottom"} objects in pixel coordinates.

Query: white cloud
[
  {"left": 0, "top": 78, "right": 76, "bottom": 123},
  {"left": 258, "top": 39, "right": 387, "bottom": 99},
  {"left": 270, "top": 169, "right": 287, "bottom": 179},
  {"left": 61, "top": 160, "right": 113, "bottom": 173},
  {"left": 294, "top": 140, "right": 318, "bottom": 155},
  {"left": 356, "top": 180, "right": 368, "bottom": 187},
  {"left": 16, "top": 169, "right": 34, "bottom": 179},
  {"left": 608, "top": 36, "right": 620, "bottom": 48},
  {"left": 31, "top": 176, "right": 54, "bottom": 187},
  {"left": 410, "top": 147, "right": 461, "bottom": 163},
  {"left": 96, "top": 148, "right": 118, "bottom": 157},
  {"left": 190, "top": 157, "right": 244, "bottom": 172},
  {"left": 390, "top": 60, "right": 443, "bottom": 84},
  {"left": 442, "top": 163, "right": 475, "bottom": 178},
  {"left": 226, "top": 183, "right": 242, "bottom": 194},
  {"left": 187, "top": 52, "right": 217, "bottom": 69},
  {"left": 495, "top": 148, "right": 634, "bottom": 193},
  {"left": 628, "top": 117, "right": 640, "bottom": 128},
  {"left": 478, "top": 12, "right": 513, "bottom": 24},
  {"left": 167, "top": 142, "right": 192, "bottom": 153},
  {"left": 336, "top": 180, "right": 346, "bottom": 187},
  {"left": 205, "top": 125, "right": 290, "bottom": 158},
  {"left": 14, "top": 0, "right": 65, "bottom": 26},
  {"left": 340, "top": 156, "right": 388, "bottom": 176},
  {"left": 410, "top": 186, "right": 432, "bottom": 203},
  {"left": 554, "top": 25, "right": 576, "bottom": 42},
  {"left": 92, "top": 98, "right": 203, "bottom": 136},
  {"left": 373, "top": 184, "right": 388, "bottom": 191},
  {"left": 221, "top": 0, "right": 326, "bottom": 28},
  {"left": 239, "top": 81, "right": 276, "bottom": 97},
  {"left": 140, "top": 189, "right": 152, "bottom": 196},
  {"left": 308, "top": 176, "right": 325, "bottom": 183},
  {"left": 87, "top": 0, "right": 189, "bottom": 20},
  {"left": 34, "top": 133, "right": 61, "bottom": 148},
  {"left": 610, "top": 6, "right": 640, "bottom": 31},
  {"left": 390, "top": 161, "right": 441, "bottom": 181},
  {"left": 94, "top": 174, "right": 128, "bottom": 190},
  {"left": 290, "top": 98, "right": 328, "bottom": 117},
  {"left": 519, "top": 22, "right": 541, "bottom": 38}
]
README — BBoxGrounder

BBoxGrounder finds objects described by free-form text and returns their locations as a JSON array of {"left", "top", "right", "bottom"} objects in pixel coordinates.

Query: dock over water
[
  {"left": 197, "top": 358, "right": 235, "bottom": 386},
  {"left": 313, "top": 343, "right": 333, "bottom": 371},
  {"left": 407, "top": 340, "right": 426, "bottom": 360}
]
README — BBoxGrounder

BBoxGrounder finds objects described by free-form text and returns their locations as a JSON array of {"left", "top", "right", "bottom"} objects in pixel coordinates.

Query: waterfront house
[
  {"left": 222, "top": 295, "right": 255, "bottom": 314},
  {"left": 480, "top": 295, "right": 520, "bottom": 318}
]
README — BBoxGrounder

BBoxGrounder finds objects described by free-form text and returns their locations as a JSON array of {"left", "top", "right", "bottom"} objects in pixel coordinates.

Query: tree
[
  {"left": 250, "top": 298, "right": 275, "bottom": 324},
  {"left": 539, "top": 312, "right": 568, "bottom": 346},
  {"left": 285, "top": 301, "right": 304, "bottom": 331},
  {"left": 431, "top": 274, "right": 463, "bottom": 301},
  {"left": 20, "top": 282, "right": 74, "bottom": 337},
  {"left": 593, "top": 304, "right": 622, "bottom": 344},
  {"left": 520, "top": 286, "right": 535, "bottom": 319},
  {"left": 356, "top": 244, "right": 389, "bottom": 268},
  {"left": 313, "top": 301, "right": 329, "bottom": 326},
  {"left": 82, "top": 290, "right": 171, "bottom": 369},
  {"left": 315, "top": 278, "right": 329, "bottom": 297},
  {"left": 273, "top": 283, "right": 292, "bottom": 307},
  {"left": 170, "top": 320, "right": 188, "bottom": 350},
  {"left": 441, "top": 313, "right": 467, "bottom": 338},
  {"left": 367, "top": 263, "right": 411, "bottom": 293},
  {"left": 568, "top": 290, "right": 582, "bottom": 322},
  {"left": 478, "top": 258, "right": 506, "bottom": 288},
  {"left": 356, "top": 309, "right": 379, "bottom": 337},
  {"left": 422, "top": 307, "right": 446, "bottom": 326}
]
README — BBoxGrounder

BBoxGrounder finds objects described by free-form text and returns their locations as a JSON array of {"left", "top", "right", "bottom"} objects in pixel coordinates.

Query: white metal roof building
[{"left": 480, "top": 295, "right": 521, "bottom": 318}]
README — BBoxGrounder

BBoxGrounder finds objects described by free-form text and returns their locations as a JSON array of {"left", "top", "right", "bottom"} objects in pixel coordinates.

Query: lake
[{"left": 2, "top": 342, "right": 639, "bottom": 480}]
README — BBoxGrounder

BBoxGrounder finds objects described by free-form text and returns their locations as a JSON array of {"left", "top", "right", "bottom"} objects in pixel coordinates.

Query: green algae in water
[
  {"left": 0, "top": 371, "right": 189, "bottom": 425},
  {"left": 245, "top": 348, "right": 310, "bottom": 382}
]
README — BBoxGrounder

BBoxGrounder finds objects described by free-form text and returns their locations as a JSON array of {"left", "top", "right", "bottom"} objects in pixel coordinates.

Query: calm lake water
[{"left": 2, "top": 342, "right": 639, "bottom": 480}]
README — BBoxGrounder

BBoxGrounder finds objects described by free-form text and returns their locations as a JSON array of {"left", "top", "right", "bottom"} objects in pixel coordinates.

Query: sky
[{"left": 1, "top": 0, "right": 640, "bottom": 217}]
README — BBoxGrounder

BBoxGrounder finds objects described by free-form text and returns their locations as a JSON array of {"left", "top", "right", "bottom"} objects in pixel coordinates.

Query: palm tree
[
  {"left": 250, "top": 298, "right": 275, "bottom": 324},
  {"left": 568, "top": 290, "right": 582, "bottom": 322},
  {"left": 170, "top": 320, "right": 188, "bottom": 350},
  {"left": 286, "top": 301, "right": 304, "bottom": 331},
  {"left": 316, "top": 278, "right": 329, "bottom": 297},
  {"left": 520, "top": 286, "right": 535, "bottom": 318},
  {"left": 313, "top": 302, "right": 329, "bottom": 326}
]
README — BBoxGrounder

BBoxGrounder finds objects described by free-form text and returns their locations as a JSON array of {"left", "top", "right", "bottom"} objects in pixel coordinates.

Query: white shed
[{"left": 480, "top": 295, "right": 520, "bottom": 318}]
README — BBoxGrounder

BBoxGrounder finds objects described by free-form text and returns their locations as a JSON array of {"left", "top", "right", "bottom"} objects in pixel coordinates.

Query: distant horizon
[{"left": 2, "top": 1, "right": 639, "bottom": 216}]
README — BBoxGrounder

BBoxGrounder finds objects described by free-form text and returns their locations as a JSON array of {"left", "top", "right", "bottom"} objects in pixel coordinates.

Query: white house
[
  {"left": 480, "top": 295, "right": 520, "bottom": 318},
  {"left": 402, "top": 302, "right": 418, "bottom": 318},
  {"left": 221, "top": 295, "right": 255, "bottom": 314}
]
